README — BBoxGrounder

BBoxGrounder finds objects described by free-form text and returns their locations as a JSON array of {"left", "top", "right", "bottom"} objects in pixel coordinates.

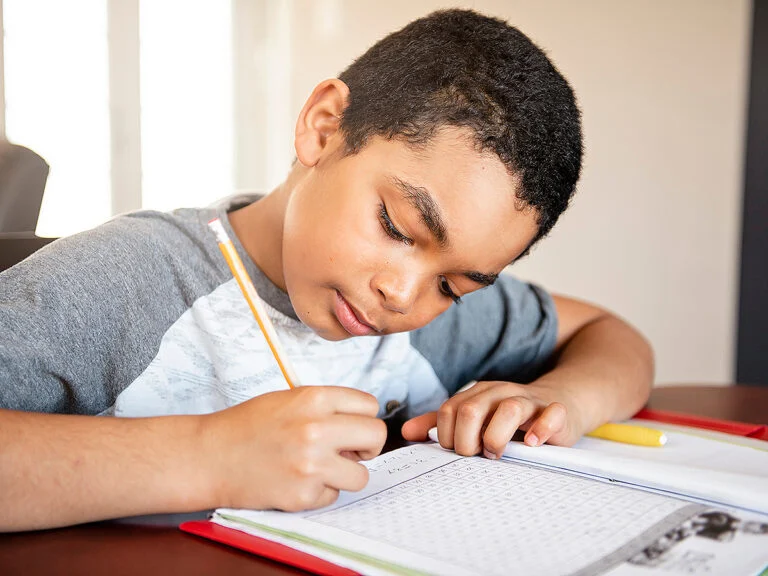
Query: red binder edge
[
  {"left": 634, "top": 408, "right": 768, "bottom": 441},
  {"left": 179, "top": 519, "right": 359, "bottom": 576}
]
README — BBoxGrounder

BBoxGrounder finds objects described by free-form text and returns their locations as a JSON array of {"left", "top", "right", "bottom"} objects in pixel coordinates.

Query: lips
[{"left": 334, "top": 290, "right": 378, "bottom": 336}]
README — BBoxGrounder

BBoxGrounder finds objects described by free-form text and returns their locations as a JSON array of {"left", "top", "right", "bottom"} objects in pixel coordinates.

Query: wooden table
[{"left": 1, "top": 385, "right": 766, "bottom": 576}]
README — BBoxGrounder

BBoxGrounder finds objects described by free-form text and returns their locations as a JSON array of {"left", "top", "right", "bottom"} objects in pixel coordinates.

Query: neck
[{"left": 229, "top": 165, "right": 304, "bottom": 291}]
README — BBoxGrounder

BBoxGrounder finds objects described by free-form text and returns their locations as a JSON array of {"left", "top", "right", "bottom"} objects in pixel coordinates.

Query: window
[
  {"left": 139, "top": 0, "right": 233, "bottom": 212},
  {"left": 1, "top": 0, "right": 234, "bottom": 237},
  {"left": 3, "top": 0, "right": 110, "bottom": 237}
]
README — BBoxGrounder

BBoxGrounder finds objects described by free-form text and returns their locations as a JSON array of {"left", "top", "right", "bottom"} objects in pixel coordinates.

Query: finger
[
  {"left": 401, "top": 412, "right": 437, "bottom": 441},
  {"left": 281, "top": 485, "right": 339, "bottom": 512},
  {"left": 324, "top": 456, "right": 371, "bottom": 492},
  {"left": 326, "top": 414, "right": 387, "bottom": 460},
  {"left": 452, "top": 385, "right": 537, "bottom": 456},
  {"left": 435, "top": 381, "right": 509, "bottom": 450},
  {"left": 339, "top": 450, "right": 363, "bottom": 461},
  {"left": 300, "top": 386, "right": 380, "bottom": 417},
  {"left": 523, "top": 402, "right": 567, "bottom": 447},
  {"left": 482, "top": 396, "right": 538, "bottom": 458},
  {"left": 311, "top": 486, "right": 341, "bottom": 509}
]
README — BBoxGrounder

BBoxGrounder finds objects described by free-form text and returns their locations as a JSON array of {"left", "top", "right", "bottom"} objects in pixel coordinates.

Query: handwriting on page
[{"left": 366, "top": 447, "right": 442, "bottom": 475}]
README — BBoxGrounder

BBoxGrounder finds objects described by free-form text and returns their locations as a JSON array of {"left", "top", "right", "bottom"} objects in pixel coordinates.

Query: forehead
[{"left": 357, "top": 128, "right": 539, "bottom": 268}]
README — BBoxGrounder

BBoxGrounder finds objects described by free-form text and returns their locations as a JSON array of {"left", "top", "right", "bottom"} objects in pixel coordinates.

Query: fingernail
[
  {"left": 483, "top": 448, "right": 497, "bottom": 460},
  {"left": 525, "top": 433, "right": 539, "bottom": 447}
]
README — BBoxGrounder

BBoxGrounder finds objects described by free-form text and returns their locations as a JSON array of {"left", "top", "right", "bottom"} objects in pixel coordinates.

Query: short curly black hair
[{"left": 338, "top": 9, "right": 582, "bottom": 255}]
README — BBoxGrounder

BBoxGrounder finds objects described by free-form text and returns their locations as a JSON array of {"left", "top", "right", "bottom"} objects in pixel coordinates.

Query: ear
[{"left": 294, "top": 79, "right": 350, "bottom": 168}]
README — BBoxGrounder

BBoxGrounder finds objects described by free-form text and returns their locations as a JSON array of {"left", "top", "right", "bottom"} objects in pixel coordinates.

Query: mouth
[{"left": 334, "top": 290, "right": 379, "bottom": 337}]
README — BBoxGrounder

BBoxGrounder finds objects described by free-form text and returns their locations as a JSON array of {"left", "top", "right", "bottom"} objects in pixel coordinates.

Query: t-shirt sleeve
[
  {"left": 0, "top": 213, "right": 201, "bottom": 414},
  {"left": 409, "top": 274, "right": 559, "bottom": 396}
]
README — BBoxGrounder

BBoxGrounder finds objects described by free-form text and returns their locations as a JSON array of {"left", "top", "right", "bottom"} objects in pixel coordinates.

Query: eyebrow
[
  {"left": 387, "top": 175, "right": 499, "bottom": 289},
  {"left": 388, "top": 175, "right": 448, "bottom": 248},
  {"left": 465, "top": 271, "right": 498, "bottom": 287}
]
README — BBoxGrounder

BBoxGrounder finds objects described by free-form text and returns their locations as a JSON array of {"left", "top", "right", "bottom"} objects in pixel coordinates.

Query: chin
[
  {"left": 320, "top": 331, "right": 351, "bottom": 342},
  {"left": 295, "top": 309, "right": 349, "bottom": 342},
  {"left": 311, "top": 322, "right": 351, "bottom": 342}
]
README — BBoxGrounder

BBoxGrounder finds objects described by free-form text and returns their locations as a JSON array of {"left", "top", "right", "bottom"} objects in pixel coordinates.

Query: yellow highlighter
[{"left": 586, "top": 423, "right": 667, "bottom": 447}]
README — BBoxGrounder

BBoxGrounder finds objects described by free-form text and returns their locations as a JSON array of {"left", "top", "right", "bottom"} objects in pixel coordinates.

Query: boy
[{"left": 0, "top": 9, "right": 652, "bottom": 531}]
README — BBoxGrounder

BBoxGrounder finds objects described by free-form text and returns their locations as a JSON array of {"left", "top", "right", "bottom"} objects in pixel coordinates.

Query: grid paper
[{"left": 306, "top": 457, "right": 703, "bottom": 576}]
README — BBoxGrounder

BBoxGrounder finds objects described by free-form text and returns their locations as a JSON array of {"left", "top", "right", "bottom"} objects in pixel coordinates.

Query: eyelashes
[
  {"left": 377, "top": 202, "right": 461, "bottom": 304},
  {"left": 439, "top": 276, "right": 462, "bottom": 304},
  {"left": 378, "top": 202, "right": 414, "bottom": 246}
]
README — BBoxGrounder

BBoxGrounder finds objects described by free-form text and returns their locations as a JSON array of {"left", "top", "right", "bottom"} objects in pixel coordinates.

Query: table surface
[{"left": 2, "top": 384, "right": 766, "bottom": 576}]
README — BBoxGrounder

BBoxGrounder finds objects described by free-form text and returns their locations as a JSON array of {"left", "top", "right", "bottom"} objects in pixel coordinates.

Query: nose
[{"left": 371, "top": 270, "right": 419, "bottom": 315}]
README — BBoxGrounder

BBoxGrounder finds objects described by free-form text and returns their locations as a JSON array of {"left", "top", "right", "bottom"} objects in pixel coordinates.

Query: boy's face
[{"left": 282, "top": 128, "right": 539, "bottom": 341}]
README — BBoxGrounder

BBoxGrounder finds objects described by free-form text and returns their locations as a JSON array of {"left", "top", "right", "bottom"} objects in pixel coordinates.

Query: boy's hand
[
  {"left": 402, "top": 381, "right": 586, "bottom": 458},
  {"left": 200, "top": 386, "right": 386, "bottom": 512}
]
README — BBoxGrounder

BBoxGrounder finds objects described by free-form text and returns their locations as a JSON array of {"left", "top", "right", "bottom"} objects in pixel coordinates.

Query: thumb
[{"left": 401, "top": 411, "right": 438, "bottom": 441}]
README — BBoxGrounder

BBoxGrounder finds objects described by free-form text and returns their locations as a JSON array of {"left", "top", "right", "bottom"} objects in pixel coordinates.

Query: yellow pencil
[
  {"left": 586, "top": 423, "right": 667, "bottom": 447},
  {"left": 208, "top": 218, "right": 301, "bottom": 389}
]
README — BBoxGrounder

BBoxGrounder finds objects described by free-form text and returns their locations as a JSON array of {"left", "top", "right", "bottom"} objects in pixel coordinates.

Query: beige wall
[{"left": 236, "top": 0, "right": 752, "bottom": 385}]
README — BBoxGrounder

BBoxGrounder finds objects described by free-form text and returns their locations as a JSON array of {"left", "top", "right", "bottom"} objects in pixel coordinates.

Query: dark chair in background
[{"left": 0, "top": 140, "right": 57, "bottom": 273}]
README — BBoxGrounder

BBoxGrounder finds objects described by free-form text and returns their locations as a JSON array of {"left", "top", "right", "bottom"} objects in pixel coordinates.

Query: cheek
[{"left": 394, "top": 296, "right": 452, "bottom": 333}]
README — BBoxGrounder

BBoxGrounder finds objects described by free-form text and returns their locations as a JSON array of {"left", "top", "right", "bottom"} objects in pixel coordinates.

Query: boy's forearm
[
  {"left": 531, "top": 314, "right": 654, "bottom": 433},
  {"left": 0, "top": 409, "right": 216, "bottom": 531}
]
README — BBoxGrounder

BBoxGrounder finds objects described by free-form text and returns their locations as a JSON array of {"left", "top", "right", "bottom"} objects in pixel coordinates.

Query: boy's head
[
  {"left": 337, "top": 9, "right": 582, "bottom": 252},
  {"left": 265, "top": 9, "right": 582, "bottom": 340}
]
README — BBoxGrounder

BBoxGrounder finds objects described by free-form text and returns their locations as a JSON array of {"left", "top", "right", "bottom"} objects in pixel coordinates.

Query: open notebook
[
  {"left": 431, "top": 417, "right": 768, "bottom": 514},
  {"left": 182, "top": 420, "right": 768, "bottom": 576}
]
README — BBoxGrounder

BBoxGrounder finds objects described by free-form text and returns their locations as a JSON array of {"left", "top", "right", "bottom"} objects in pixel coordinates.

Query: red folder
[
  {"left": 180, "top": 519, "right": 358, "bottom": 575},
  {"left": 635, "top": 408, "right": 768, "bottom": 441},
  {"left": 180, "top": 408, "right": 767, "bottom": 575}
]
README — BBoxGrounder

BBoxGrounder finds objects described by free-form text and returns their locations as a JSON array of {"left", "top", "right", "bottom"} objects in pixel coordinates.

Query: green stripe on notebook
[{"left": 217, "top": 513, "right": 432, "bottom": 576}]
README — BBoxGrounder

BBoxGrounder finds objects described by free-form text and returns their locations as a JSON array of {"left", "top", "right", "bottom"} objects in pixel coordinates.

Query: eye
[
  {"left": 378, "top": 203, "right": 414, "bottom": 246},
  {"left": 439, "top": 276, "right": 462, "bottom": 304}
]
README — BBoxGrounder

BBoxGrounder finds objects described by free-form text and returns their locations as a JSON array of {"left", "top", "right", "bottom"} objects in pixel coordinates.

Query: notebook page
[
  {"left": 427, "top": 424, "right": 768, "bottom": 514},
  {"left": 581, "top": 418, "right": 768, "bottom": 476},
  {"left": 606, "top": 507, "right": 768, "bottom": 576},
  {"left": 215, "top": 444, "right": 704, "bottom": 576}
]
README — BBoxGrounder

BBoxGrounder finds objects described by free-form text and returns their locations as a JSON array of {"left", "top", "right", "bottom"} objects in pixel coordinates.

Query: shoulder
[
  {"left": 408, "top": 274, "right": 559, "bottom": 393},
  {"left": 415, "top": 274, "right": 555, "bottom": 337},
  {"left": 1, "top": 206, "right": 226, "bottom": 306}
]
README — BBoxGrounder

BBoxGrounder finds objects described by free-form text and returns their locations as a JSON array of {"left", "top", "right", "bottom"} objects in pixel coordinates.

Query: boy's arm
[
  {"left": 0, "top": 387, "right": 386, "bottom": 532},
  {"left": 403, "top": 294, "right": 654, "bottom": 455},
  {"left": 526, "top": 294, "right": 654, "bottom": 439},
  {"left": 0, "top": 409, "right": 213, "bottom": 530}
]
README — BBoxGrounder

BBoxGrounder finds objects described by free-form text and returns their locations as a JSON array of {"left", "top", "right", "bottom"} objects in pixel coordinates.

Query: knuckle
[
  {"left": 458, "top": 402, "right": 481, "bottom": 421},
  {"left": 298, "top": 421, "right": 324, "bottom": 446},
  {"left": 321, "top": 489, "right": 341, "bottom": 509},
  {"left": 300, "top": 387, "right": 325, "bottom": 411},
  {"left": 499, "top": 397, "right": 523, "bottom": 416},
  {"left": 294, "top": 457, "right": 319, "bottom": 479},
  {"left": 549, "top": 401, "right": 568, "bottom": 417},
  {"left": 535, "top": 419, "right": 557, "bottom": 435},
  {"left": 538, "top": 403, "right": 568, "bottom": 432},
  {"left": 293, "top": 488, "right": 319, "bottom": 511},
  {"left": 437, "top": 402, "right": 455, "bottom": 421}
]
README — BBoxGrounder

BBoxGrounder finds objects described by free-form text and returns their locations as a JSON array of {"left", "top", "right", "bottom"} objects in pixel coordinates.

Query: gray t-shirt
[{"left": 0, "top": 195, "right": 558, "bottom": 418}]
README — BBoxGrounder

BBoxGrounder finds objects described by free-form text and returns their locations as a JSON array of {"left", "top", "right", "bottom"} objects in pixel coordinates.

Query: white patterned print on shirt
[{"left": 106, "top": 279, "right": 446, "bottom": 417}]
